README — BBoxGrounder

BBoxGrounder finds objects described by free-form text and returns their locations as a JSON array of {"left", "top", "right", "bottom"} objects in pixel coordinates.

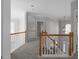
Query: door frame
[{"left": 2, "top": 0, "right": 10, "bottom": 59}]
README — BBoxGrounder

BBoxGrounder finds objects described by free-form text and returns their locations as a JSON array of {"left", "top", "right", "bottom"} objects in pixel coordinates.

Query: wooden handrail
[
  {"left": 40, "top": 32, "right": 70, "bottom": 36},
  {"left": 41, "top": 34, "right": 70, "bottom": 36},
  {"left": 10, "top": 31, "right": 26, "bottom": 35}
]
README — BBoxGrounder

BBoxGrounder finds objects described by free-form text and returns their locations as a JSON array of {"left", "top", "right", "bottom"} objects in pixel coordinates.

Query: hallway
[{"left": 11, "top": 40, "right": 77, "bottom": 59}]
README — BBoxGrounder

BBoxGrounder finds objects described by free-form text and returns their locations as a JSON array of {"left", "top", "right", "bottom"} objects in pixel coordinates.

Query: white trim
[{"left": 2, "top": 0, "right": 10, "bottom": 59}]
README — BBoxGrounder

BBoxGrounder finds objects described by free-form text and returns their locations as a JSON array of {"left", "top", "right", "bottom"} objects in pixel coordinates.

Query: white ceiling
[{"left": 11, "top": 0, "right": 76, "bottom": 19}]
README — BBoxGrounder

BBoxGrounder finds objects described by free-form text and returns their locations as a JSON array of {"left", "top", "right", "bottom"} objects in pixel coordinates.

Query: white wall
[
  {"left": 27, "top": 13, "right": 37, "bottom": 42},
  {"left": 71, "top": 0, "right": 78, "bottom": 54},
  {"left": 46, "top": 20, "right": 59, "bottom": 34},
  {"left": 11, "top": 2, "right": 26, "bottom": 52},
  {"left": 34, "top": 16, "right": 59, "bottom": 34},
  {"left": 11, "top": 9, "right": 26, "bottom": 32}
]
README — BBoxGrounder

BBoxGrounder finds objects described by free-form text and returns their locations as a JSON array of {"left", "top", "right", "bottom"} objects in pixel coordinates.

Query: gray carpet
[{"left": 11, "top": 40, "right": 78, "bottom": 59}]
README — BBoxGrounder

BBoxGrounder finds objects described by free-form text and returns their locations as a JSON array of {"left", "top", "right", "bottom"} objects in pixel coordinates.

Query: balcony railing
[
  {"left": 10, "top": 31, "right": 26, "bottom": 53},
  {"left": 38, "top": 31, "right": 73, "bottom": 57}
]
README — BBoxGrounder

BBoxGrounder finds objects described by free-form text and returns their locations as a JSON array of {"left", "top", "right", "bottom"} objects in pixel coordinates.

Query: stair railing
[{"left": 39, "top": 32, "right": 73, "bottom": 56}]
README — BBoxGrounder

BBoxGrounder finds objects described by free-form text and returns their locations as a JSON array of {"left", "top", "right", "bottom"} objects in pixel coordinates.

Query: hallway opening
[{"left": 10, "top": 0, "right": 78, "bottom": 59}]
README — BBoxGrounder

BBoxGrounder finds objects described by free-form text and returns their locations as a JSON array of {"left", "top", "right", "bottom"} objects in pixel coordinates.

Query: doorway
[{"left": 37, "top": 22, "right": 43, "bottom": 39}]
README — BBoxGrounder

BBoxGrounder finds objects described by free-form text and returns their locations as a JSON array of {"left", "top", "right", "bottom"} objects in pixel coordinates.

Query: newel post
[
  {"left": 68, "top": 32, "right": 73, "bottom": 56},
  {"left": 39, "top": 31, "right": 43, "bottom": 56}
]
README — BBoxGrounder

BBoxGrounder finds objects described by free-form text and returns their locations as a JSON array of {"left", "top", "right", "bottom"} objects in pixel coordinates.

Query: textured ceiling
[{"left": 11, "top": 0, "right": 75, "bottom": 19}]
